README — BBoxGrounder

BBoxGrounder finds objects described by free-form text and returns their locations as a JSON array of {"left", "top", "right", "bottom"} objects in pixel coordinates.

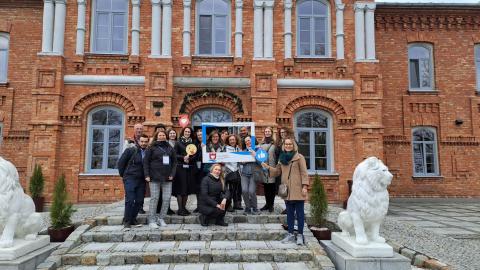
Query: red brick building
[{"left": 0, "top": 0, "right": 479, "bottom": 203}]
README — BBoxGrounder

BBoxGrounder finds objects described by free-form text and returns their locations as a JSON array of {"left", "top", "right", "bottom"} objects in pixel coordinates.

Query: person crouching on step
[{"left": 198, "top": 163, "right": 230, "bottom": 227}]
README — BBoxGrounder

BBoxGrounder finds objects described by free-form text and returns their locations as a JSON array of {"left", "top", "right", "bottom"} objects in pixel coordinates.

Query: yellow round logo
[{"left": 186, "top": 144, "right": 198, "bottom": 155}]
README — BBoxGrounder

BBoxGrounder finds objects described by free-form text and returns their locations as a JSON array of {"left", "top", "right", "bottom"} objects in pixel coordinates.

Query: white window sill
[
  {"left": 148, "top": 55, "right": 172, "bottom": 59},
  {"left": 412, "top": 175, "right": 443, "bottom": 180},
  {"left": 355, "top": 59, "right": 379, "bottom": 63},
  {"left": 79, "top": 173, "right": 120, "bottom": 176},
  {"left": 253, "top": 57, "right": 275, "bottom": 61},
  {"left": 409, "top": 89, "right": 437, "bottom": 93}
]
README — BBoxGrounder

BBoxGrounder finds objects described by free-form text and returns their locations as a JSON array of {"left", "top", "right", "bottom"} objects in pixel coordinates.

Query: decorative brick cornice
[
  {"left": 375, "top": 13, "right": 480, "bottom": 32},
  {"left": 383, "top": 135, "right": 410, "bottom": 145},
  {"left": 441, "top": 136, "right": 479, "bottom": 146},
  {"left": 179, "top": 89, "right": 244, "bottom": 114},
  {"left": 72, "top": 92, "right": 138, "bottom": 114},
  {"left": 282, "top": 95, "right": 347, "bottom": 117},
  {"left": 5, "top": 130, "right": 29, "bottom": 140}
]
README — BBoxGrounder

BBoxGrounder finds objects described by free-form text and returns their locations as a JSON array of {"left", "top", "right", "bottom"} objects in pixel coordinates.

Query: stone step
[
  {"left": 62, "top": 241, "right": 313, "bottom": 266},
  {"left": 60, "top": 261, "right": 317, "bottom": 270},
  {"left": 98, "top": 213, "right": 295, "bottom": 226},
  {"left": 82, "top": 224, "right": 287, "bottom": 242}
]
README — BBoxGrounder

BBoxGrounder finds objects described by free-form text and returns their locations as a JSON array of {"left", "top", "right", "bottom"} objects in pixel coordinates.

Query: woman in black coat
[
  {"left": 198, "top": 163, "right": 229, "bottom": 227},
  {"left": 144, "top": 130, "right": 177, "bottom": 228},
  {"left": 172, "top": 127, "right": 197, "bottom": 216}
]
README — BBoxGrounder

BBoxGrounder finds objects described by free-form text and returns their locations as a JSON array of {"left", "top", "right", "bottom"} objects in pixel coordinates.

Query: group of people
[{"left": 117, "top": 123, "right": 309, "bottom": 245}]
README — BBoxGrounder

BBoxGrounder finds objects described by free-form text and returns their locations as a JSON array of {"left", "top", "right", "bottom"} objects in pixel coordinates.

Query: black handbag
[{"left": 225, "top": 170, "right": 241, "bottom": 184}]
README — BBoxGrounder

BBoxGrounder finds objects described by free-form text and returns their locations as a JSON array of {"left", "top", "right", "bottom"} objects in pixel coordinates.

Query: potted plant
[
  {"left": 48, "top": 174, "right": 76, "bottom": 242},
  {"left": 309, "top": 174, "right": 331, "bottom": 240},
  {"left": 29, "top": 164, "right": 45, "bottom": 212}
]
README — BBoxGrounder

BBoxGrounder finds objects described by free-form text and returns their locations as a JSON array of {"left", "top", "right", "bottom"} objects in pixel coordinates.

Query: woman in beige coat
[{"left": 262, "top": 138, "right": 309, "bottom": 245}]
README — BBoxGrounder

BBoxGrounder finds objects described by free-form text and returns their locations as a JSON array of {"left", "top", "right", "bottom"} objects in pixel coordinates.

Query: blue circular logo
[{"left": 255, "top": 149, "right": 268, "bottom": 163}]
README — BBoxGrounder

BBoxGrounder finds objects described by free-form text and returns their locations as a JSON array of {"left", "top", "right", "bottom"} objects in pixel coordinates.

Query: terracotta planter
[
  {"left": 32, "top": 197, "right": 45, "bottom": 212},
  {"left": 310, "top": 226, "right": 331, "bottom": 240},
  {"left": 48, "top": 225, "right": 75, "bottom": 242}
]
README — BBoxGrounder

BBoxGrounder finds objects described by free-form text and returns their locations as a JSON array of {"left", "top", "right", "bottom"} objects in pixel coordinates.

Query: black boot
[{"left": 199, "top": 214, "right": 208, "bottom": 226}]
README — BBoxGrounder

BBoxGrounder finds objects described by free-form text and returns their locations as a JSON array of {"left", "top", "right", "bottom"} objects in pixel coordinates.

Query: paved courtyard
[{"left": 388, "top": 199, "right": 480, "bottom": 243}]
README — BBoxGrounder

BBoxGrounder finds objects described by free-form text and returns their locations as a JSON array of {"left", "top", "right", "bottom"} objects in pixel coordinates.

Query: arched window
[
  {"left": 196, "top": 0, "right": 230, "bottom": 56},
  {"left": 296, "top": 0, "right": 329, "bottom": 57},
  {"left": 192, "top": 108, "right": 232, "bottom": 127},
  {"left": 408, "top": 43, "right": 434, "bottom": 90},
  {"left": 294, "top": 109, "right": 333, "bottom": 173},
  {"left": 0, "top": 33, "right": 9, "bottom": 83},
  {"left": 412, "top": 127, "right": 439, "bottom": 176},
  {"left": 86, "top": 107, "right": 125, "bottom": 173},
  {"left": 92, "top": 0, "right": 128, "bottom": 54}
]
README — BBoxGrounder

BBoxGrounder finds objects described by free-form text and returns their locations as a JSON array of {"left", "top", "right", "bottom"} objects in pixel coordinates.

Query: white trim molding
[
  {"left": 283, "top": 0, "right": 292, "bottom": 59},
  {"left": 76, "top": 0, "right": 87, "bottom": 55},
  {"left": 64, "top": 75, "right": 145, "bottom": 85},
  {"left": 52, "top": 0, "right": 67, "bottom": 55},
  {"left": 182, "top": 0, "right": 191, "bottom": 56},
  {"left": 173, "top": 77, "right": 251, "bottom": 88},
  {"left": 235, "top": 0, "right": 243, "bottom": 58},
  {"left": 42, "top": 0, "right": 55, "bottom": 53},
  {"left": 335, "top": 0, "right": 345, "bottom": 60},
  {"left": 354, "top": 2, "right": 366, "bottom": 61},
  {"left": 131, "top": 0, "right": 141, "bottom": 56},
  {"left": 278, "top": 79, "right": 354, "bottom": 89},
  {"left": 151, "top": 0, "right": 162, "bottom": 56}
]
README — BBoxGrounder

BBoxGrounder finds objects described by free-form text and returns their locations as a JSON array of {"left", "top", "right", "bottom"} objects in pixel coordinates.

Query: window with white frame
[
  {"left": 412, "top": 127, "right": 439, "bottom": 176},
  {"left": 0, "top": 122, "right": 3, "bottom": 145},
  {"left": 297, "top": 0, "right": 329, "bottom": 57},
  {"left": 92, "top": 0, "right": 128, "bottom": 54},
  {"left": 87, "top": 107, "right": 124, "bottom": 173},
  {"left": 295, "top": 109, "right": 333, "bottom": 173},
  {"left": 408, "top": 44, "right": 434, "bottom": 90},
  {"left": 0, "top": 33, "right": 9, "bottom": 83},
  {"left": 196, "top": 0, "right": 230, "bottom": 56},
  {"left": 475, "top": 45, "right": 480, "bottom": 90}
]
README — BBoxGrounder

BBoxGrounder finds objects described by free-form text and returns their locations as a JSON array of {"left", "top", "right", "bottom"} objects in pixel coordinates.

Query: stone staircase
[{"left": 52, "top": 198, "right": 334, "bottom": 270}]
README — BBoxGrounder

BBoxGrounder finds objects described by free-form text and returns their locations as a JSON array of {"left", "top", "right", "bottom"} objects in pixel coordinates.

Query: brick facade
[{"left": 0, "top": 0, "right": 479, "bottom": 203}]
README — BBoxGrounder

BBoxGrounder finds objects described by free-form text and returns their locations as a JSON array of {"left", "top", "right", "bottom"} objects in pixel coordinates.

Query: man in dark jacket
[{"left": 118, "top": 134, "right": 149, "bottom": 228}]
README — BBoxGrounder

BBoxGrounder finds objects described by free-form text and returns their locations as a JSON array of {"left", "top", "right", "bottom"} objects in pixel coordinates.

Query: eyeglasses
[{"left": 284, "top": 143, "right": 293, "bottom": 146}]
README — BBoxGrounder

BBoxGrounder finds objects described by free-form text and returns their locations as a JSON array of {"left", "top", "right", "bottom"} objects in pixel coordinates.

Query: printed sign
[{"left": 202, "top": 122, "right": 256, "bottom": 163}]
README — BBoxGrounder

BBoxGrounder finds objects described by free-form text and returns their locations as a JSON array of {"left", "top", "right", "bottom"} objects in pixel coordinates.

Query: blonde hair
[{"left": 210, "top": 163, "right": 225, "bottom": 190}]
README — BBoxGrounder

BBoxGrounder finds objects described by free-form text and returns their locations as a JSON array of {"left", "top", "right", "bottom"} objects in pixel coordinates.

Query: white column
[
  {"left": 75, "top": 0, "right": 86, "bottom": 55},
  {"left": 52, "top": 0, "right": 67, "bottom": 54},
  {"left": 131, "top": 0, "right": 141, "bottom": 56},
  {"left": 365, "top": 3, "right": 376, "bottom": 60},
  {"left": 253, "top": 0, "right": 263, "bottom": 58},
  {"left": 335, "top": 1, "right": 345, "bottom": 60},
  {"left": 234, "top": 0, "right": 243, "bottom": 58},
  {"left": 182, "top": 0, "right": 191, "bottom": 56},
  {"left": 42, "top": 0, "right": 55, "bottom": 53},
  {"left": 151, "top": 0, "right": 162, "bottom": 56},
  {"left": 283, "top": 0, "right": 292, "bottom": 59},
  {"left": 263, "top": 0, "right": 274, "bottom": 58},
  {"left": 161, "top": 0, "right": 172, "bottom": 56},
  {"left": 354, "top": 2, "right": 365, "bottom": 61}
]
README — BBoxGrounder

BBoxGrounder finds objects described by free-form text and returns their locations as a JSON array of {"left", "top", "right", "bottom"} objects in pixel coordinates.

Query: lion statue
[
  {"left": 337, "top": 156, "right": 393, "bottom": 245},
  {"left": 0, "top": 157, "right": 43, "bottom": 248}
]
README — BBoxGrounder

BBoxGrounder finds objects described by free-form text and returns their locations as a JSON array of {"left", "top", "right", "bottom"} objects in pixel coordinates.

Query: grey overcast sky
[{"left": 375, "top": 0, "right": 479, "bottom": 3}]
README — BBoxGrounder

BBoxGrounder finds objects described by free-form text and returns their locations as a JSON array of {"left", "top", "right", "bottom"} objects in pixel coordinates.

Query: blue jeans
[
  {"left": 124, "top": 178, "right": 146, "bottom": 223},
  {"left": 285, "top": 200, "right": 305, "bottom": 235}
]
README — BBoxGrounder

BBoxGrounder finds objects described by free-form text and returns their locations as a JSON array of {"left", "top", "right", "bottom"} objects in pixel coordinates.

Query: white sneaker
[
  {"left": 158, "top": 219, "right": 167, "bottom": 227},
  {"left": 296, "top": 234, "right": 304, "bottom": 245},
  {"left": 281, "top": 233, "right": 295, "bottom": 243},
  {"left": 149, "top": 222, "right": 159, "bottom": 229}
]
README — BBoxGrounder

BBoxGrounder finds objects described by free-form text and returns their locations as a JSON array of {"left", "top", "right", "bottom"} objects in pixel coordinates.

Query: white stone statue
[
  {"left": 0, "top": 157, "right": 43, "bottom": 248},
  {"left": 337, "top": 156, "right": 393, "bottom": 246}
]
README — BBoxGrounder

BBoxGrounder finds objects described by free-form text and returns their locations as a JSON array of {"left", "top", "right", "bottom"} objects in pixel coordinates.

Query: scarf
[
  {"left": 180, "top": 136, "right": 192, "bottom": 144},
  {"left": 279, "top": 151, "right": 296, "bottom": 165},
  {"left": 263, "top": 137, "right": 273, "bottom": 144},
  {"left": 209, "top": 142, "right": 223, "bottom": 152}
]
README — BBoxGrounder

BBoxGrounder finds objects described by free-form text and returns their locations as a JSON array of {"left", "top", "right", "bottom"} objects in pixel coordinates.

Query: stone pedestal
[
  {"left": 321, "top": 240, "right": 410, "bottom": 270},
  {"left": 332, "top": 232, "right": 393, "bottom": 257},
  {"left": 0, "top": 236, "right": 58, "bottom": 270}
]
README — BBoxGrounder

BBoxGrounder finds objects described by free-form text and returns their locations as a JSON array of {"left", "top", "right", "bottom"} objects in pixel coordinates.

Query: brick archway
[
  {"left": 282, "top": 95, "right": 347, "bottom": 117},
  {"left": 72, "top": 91, "right": 139, "bottom": 115},
  {"left": 179, "top": 89, "right": 244, "bottom": 116}
]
